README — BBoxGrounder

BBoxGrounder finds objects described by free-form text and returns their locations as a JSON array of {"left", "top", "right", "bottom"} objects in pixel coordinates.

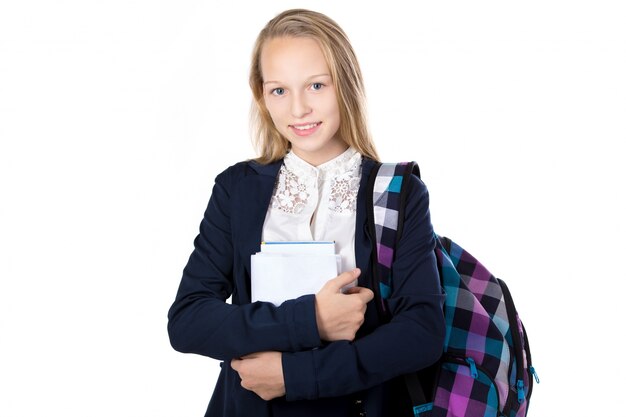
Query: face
[{"left": 260, "top": 36, "right": 346, "bottom": 166}]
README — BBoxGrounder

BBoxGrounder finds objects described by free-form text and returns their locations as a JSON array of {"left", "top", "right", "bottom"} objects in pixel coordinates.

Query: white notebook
[{"left": 251, "top": 241, "right": 342, "bottom": 306}]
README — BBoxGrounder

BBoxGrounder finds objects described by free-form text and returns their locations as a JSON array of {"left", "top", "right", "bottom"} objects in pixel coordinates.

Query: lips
[
  {"left": 291, "top": 122, "right": 320, "bottom": 130},
  {"left": 289, "top": 122, "right": 322, "bottom": 137}
]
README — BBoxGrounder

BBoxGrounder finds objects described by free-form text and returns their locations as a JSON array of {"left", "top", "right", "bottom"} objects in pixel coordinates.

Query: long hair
[{"left": 249, "top": 9, "right": 380, "bottom": 164}]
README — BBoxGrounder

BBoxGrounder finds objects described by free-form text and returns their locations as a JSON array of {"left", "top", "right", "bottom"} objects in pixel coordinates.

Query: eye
[
  {"left": 311, "top": 82, "right": 324, "bottom": 91},
  {"left": 270, "top": 87, "right": 285, "bottom": 96}
]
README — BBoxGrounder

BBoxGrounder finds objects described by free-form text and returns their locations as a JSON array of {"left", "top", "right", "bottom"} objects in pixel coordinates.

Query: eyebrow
[{"left": 263, "top": 73, "right": 331, "bottom": 86}]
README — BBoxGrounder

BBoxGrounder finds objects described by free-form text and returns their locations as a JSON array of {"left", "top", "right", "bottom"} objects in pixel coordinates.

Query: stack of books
[{"left": 250, "top": 241, "right": 343, "bottom": 306}]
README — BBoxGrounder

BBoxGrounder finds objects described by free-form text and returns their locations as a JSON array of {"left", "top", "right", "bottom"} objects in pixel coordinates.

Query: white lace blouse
[{"left": 261, "top": 147, "right": 362, "bottom": 274}]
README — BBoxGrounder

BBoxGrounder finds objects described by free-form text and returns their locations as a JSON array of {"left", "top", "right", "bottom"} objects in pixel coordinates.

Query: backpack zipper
[
  {"left": 522, "top": 321, "right": 540, "bottom": 400},
  {"left": 443, "top": 353, "right": 501, "bottom": 413}
]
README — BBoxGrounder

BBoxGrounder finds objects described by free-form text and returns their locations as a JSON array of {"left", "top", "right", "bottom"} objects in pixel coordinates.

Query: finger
[
  {"left": 343, "top": 286, "right": 362, "bottom": 295},
  {"left": 325, "top": 269, "right": 360, "bottom": 291},
  {"left": 356, "top": 288, "right": 375, "bottom": 303},
  {"left": 345, "top": 286, "right": 371, "bottom": 294}
]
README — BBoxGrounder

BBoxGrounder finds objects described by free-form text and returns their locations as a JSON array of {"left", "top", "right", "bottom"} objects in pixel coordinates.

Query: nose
[{"left": 290, "top": 92, "right": 312, "bottom": 118}]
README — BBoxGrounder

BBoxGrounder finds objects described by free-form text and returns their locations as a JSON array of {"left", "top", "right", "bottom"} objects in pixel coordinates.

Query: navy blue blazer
[{"left": 168, "top": 157, "right": 445, "bottom": 417}]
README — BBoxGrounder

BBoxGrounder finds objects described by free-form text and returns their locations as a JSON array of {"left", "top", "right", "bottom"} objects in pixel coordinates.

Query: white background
[{"left": 1, "top": 1, "right": 624, "bottom": 416}]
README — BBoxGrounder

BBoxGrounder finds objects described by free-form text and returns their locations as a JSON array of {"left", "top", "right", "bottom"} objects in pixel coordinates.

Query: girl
[{"left": 168, "top": 9, "right": 445, "bottom": 417}]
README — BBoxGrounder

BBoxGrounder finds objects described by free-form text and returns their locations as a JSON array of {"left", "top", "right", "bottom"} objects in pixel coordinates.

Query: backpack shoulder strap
[
  {"left": 366, "top": 161, "right": 420, "bottom": 313},
  {"left": 366, "top": 161, "right": 431, "bottom": 408}
]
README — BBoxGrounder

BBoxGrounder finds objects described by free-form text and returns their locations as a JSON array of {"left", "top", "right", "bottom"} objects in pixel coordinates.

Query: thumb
[{"left": 325, "top": 269, "right": 360, "bottom": 292}]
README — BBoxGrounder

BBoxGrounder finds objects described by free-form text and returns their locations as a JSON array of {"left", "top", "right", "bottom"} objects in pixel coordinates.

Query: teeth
[{"left": 293, "top": 123, "right": 319, "bottom": 130}]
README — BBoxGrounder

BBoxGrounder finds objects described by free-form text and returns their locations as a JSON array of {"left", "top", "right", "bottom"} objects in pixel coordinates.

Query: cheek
[
  {"left": 319, "top": 93, "right": 340, "bottom": 117},
  {"left": 265, "top": 106, "right": 288, "bottom": 133},
  {"left": 264, "top": 98, "right": 285, "bottom": 122}
]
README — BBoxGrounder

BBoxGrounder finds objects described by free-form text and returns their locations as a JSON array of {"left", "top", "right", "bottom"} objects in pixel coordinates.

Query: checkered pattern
[
  {"left": 371, "top": 162, "right": 411, "bottom": 311},
  {"left": 370, "top": 162, "right": 535, "bottom": 417}
]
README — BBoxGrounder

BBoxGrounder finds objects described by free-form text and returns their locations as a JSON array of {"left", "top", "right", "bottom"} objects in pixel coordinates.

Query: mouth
[{"left": 289, "top": 122, "right": 322, "bottom": 137}]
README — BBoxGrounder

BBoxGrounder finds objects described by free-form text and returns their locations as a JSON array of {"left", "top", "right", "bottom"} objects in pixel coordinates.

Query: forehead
[{"left": 260, "top": 37, "right": 330, "bottom": 81}]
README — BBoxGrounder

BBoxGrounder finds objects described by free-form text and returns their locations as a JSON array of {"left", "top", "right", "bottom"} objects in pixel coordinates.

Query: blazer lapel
[
  {"left": 231, "top": 160, "right": 282, "bottom": 286},
  {"left": 355, "top": 158, "right": 376, "bottom": 283}
]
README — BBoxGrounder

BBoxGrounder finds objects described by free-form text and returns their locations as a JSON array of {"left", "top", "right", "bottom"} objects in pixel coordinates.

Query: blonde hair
[{"left": 249, "top": 9, "right": 380, "bottom": 164}]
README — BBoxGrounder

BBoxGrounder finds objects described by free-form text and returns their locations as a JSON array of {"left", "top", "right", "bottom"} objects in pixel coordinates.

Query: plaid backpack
[{"left": 367, "top": 162, "right": 539, "bottom": 417}]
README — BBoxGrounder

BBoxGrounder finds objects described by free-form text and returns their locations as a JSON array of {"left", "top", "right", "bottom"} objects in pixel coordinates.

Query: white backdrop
[{"left": 1, "top": 1, "right": 624, "bottom": 416}]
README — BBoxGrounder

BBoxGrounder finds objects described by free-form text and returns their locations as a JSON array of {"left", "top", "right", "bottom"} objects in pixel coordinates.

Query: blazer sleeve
[
  {"left": 167, "top": 164, "right": 322, "bottom": 360},
  {"left": 281, "top": 174, "right": 446, "bottom": 400}
]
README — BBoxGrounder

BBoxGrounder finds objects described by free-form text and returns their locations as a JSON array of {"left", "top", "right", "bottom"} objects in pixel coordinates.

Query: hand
[
  {"left": 231, "top": 351, "right": 285, "bottom": 401},
  {"left": 315, "top": 268, "right": 374, "bottom": 341}
]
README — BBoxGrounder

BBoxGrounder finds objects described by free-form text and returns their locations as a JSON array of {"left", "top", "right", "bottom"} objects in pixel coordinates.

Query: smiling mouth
[
  {"left": 291, "top": 122, "right": 321, "bottom": 130},
  {"left": 289, "top": 122, "right": 322, "bottom": 137}
]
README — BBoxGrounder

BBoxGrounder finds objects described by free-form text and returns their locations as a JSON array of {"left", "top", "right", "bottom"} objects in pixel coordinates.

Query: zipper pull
[
  {"left": 517, "top": 379, "right": 525, "bottom": 403},
  {"left": 465, "top": 357, "right": 478, "bottom": 379},
  {"left": 530, "top": 366, "right": 540, "bottom": 383}
]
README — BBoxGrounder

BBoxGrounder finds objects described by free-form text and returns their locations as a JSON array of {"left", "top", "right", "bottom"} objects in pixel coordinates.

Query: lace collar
[
  {"left": 269, "top": 147, "right": 363, "bottom": 214},
  {"left": 283, "top": 147, "right": 362, "bottom": 180}
]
